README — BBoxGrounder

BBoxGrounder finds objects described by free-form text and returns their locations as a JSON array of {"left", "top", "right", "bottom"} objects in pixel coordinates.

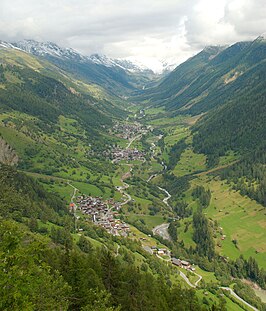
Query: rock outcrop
[{"left": 0, "top": 137, "right": 19, "bottom": 166}]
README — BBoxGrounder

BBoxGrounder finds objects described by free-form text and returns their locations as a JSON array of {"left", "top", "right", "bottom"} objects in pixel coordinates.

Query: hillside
[
  {"left": 135, "top": 35, "right": 266, "bottom": 209},
  {"left": 0, "top": 164, "right": 207, "bottom": 311},
  {"left": 4, "top": 39, "right": 158, "bottom": 96},
  {"left": 139, "top": 36, "right": 266, "bottom": 116}
]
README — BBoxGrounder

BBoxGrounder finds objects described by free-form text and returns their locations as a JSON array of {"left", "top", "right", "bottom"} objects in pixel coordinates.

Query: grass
[
  {"left": 72, "top": 181, "right": 103, "bottom": 197},
  {"left": 196, "top": 290, "right": 246, "bottom": 311},
  {"left": 129, "top": 225, "right": 167, "bottom": 249},
  {"left": 133, "top": 159, "right": 163, "bottom": 180},
  {"left": 144, "top": 107, "right": 166, "bottom": 115},
  {"left": 164, "top": 126, "right": 189, "bottom": 146},
  {"left": 177, "top": 220, "right": 196, "bottom": 248},
  {"left": 126, "top": 214, "right": 165, "bottom": 230},
  {"left": 195, "top": 266, "right": 218, "bottom": 284},
  {"left": 0, "top": 124, "right": 35, "bottom": 156},
  {"left": 254, "top": 289, "right": 266, "bottom": 303},
  {"left": 148, "top": 115, "right": 191, "bottom": 127},
  {"left": 42, "top": 181, "right": 74, "bottom": 201},
  {"left": 191, "top": 176, "right": 266, "bottom": 269},
  {"left": 173, "top": 148, "right": 207, "bottom": 177}
]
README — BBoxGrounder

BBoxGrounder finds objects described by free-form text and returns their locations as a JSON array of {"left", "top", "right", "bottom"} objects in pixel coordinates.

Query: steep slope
[
  {"left": 140, "top": 36, "right": 266, "bottom": 117},
  {"left": 0, "top": 48, "right": 126, "bottom": 182},
  {"left": 0, "top": 53, "right": 112, "bottom": 128},
  {"left": 0, "top": 46, "right": 127, "bottom": 116},
  {"left": 7, "top": 39, "right": 158, "bottom": 95},
  {"left": 136, "top": 45, "right": 227, "bottom": 102},
  {"left": 0, "top": 163, "right": 209, "bottom": 311},
  {"left": 0, "top": 137, "right": 19, "bottom": 165},
  {"left": 192, "top": 58, "right": 266, "bottom": 206},
  {"left": 192, "top": 60, "right": 266, "bottom": 156}
]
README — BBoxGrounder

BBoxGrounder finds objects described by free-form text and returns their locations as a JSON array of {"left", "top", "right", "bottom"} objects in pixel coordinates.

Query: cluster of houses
[
  {"left": 111, "top": 147, "right": 145, "bottom": 162},
  {"left": 97, "top": 218, "right": 130, "bottom": 237},
  {"left": 76, "top": 195, "right": 130, "bottom": 237},
  {"left": 171, "top": 258, "right": 196, "bottom": 271},
  {"left": 111, "top": 122, "right": 148, "bottom": 140},
  {"left": 141, "top": 245, "right": 196, "bottom": 272}
]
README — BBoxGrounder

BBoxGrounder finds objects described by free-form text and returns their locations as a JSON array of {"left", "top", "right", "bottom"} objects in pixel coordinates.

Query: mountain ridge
[
  {"left": 137, "top": 36, "right": 266, "bottom": 116},
  {"left": 0, "top": 39, "right": 156, "bottom": 75}
]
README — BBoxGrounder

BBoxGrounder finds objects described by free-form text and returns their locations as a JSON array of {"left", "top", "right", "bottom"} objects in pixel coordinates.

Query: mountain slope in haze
[
  {"left": 135, "top": 45, "right": 227, "bottom": 102},
  {"left": 4, "top": 39, "right": 158, "bottom": 95},
  {"left": 141, "top": 36, "right": 266, "bottom": 116}
]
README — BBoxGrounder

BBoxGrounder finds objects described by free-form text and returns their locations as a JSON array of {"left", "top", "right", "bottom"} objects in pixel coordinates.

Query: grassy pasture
[{"left": 193, "top": 176, "right": 266, "bottom": 269}]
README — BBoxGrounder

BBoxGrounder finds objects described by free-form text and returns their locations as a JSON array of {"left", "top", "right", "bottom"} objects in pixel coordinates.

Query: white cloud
[{"left": 0, "top": 0, "right": 265, "bottom": 70}]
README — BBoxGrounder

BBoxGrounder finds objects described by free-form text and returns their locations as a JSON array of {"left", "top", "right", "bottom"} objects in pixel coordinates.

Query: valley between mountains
[{"left": 0, "top": 36, "right": 265, "bottom": 311}]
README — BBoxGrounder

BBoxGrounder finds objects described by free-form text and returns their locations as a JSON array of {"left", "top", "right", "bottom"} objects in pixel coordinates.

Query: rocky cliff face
[{"left": 0, "top": 137, "right": 19, "bottom": 166}]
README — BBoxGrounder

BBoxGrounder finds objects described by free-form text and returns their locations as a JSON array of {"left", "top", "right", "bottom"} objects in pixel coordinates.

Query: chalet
[
  {"left": 157, "top": 248, "right": 167, "bottom": 255},
  {"left": 171, "top": 258, "right": 182, "bottom": 267},
  {"left": 171, "top": 258, "right": 192, "bottom": 269}
]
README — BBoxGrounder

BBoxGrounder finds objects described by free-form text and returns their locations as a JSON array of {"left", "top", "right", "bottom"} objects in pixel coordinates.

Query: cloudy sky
[{"left": 0, "top": 0, "right": 265, "bottom": 71}]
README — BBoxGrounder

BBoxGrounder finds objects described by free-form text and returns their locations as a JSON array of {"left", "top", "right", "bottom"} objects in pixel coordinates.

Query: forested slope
[
  {"left": 139, "top": 36, "right": 266, "bottom": 117},
  {"left": 0, "top": 164, "right": 208, "bottom": 311}
]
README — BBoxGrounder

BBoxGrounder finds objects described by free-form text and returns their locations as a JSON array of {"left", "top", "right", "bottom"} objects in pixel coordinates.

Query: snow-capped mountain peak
[
  {"left": 0, "top": 39, "right": 171, "bottom": 75},
  {"left": 9, "top": 39, "right": 87, "bottom": 61},
  {"left": 0, "top": 40, "right": 22, "bottom": 51},
  {"left": 88, "top": 54, "right": 154, "bottom": 74},
  {"left": 257, "top": 32, "right": 266, "bottom": 41}
]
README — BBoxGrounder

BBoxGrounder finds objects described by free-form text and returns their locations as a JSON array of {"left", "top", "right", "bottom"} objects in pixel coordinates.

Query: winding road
[
  {"left": 158, "top": 186, "right": 171, "bottom": 207},
  {"left": 119, "top": 181, "right": 132, "bottom": 206},
  {"left": 220, "top": 287, "right": 259, "bottom": 311},
  {"left": 179, "top": 271, "right": 196, "bottom": 288},
  {"left": 68, "top": 182, "right": 79, "bottom": 231},
  {"left": 194, "top": 272, "right": 202, "bottom": 286},
  {"left": 126, "top": 133, "right": 142, "bottom": 149}
]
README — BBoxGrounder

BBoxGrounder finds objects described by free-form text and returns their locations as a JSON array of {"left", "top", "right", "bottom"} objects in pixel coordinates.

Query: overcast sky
[{"left": 0, "top": 0, "right": 265, "bottom": 71}]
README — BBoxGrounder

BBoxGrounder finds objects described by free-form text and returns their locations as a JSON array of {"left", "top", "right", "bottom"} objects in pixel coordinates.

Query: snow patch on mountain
[
  {"left": 0, "top": 41, "right": 22, "bottom": 51},
  {"left": 0, "top": 39, "right": 175, "bottom": 75},
  {"left": 89, "top": 54, "right": 154, "bottom": 74},
  {"left": 11, "top": 40, "right": 87, "bottom": 61},
  {"left": 257, "top": 32, "right": 266, "bottom": 40},
  {"left": 160, "top": 59, "right": 178, "bottom": 73}
]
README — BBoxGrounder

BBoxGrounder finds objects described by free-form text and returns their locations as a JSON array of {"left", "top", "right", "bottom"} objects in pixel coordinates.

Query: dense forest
[{"left": 219, "top": 146, "right": 266, "bottom": 206}]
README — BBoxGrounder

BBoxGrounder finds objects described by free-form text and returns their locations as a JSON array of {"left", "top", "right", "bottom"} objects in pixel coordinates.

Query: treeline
[
  {"left": 169, "top": 205, "right": 266, "bottom": 294},
  {"left": 192, "top": 211, "right": 215, "bottom": 261},
  {"left": 192, "top": 185, "right": 211, "bottom": 208},
  {"left": 0, "top": 65, "right": 111, "bottom": 131},
  {"left": 168, "top": 138, "right": 187, "bottom": 170},
  {"left": 160, "top": 173, "right": 191, "bottom": 197},
  {"left": 219, "top": 146, "right": 266, "bottom": 206},
  {"left": 158, "top": 173, "right": 193, "bottom": 218},
  {"left": 0, "top": 163, "right": 69, "bottom": 225},
  {"left": 192, "top": 62, "right": 266, "bottom": 158},
  {"left": 233, "top": 280, "right": 266, "bottom": 311}
]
